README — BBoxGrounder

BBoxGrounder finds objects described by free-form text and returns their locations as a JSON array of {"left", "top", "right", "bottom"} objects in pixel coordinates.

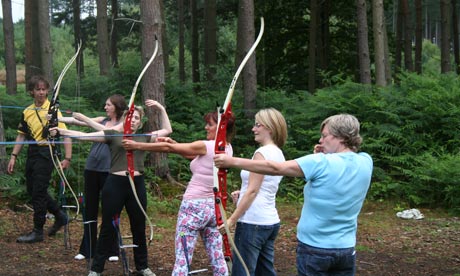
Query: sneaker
[
  {"left": 48, "top": 210, "right": 69, "bottom": 236},
  {"left": 139, "top": 268, "right": 156, "bottom": 276},
  {"left": 87, "top": 271, "right": 101, "bottom": 276},
  {"left": 74, "top": 253, "right": 85, "bottom": 260},
  {"left": 108, "top": 255, "right": 119, "bottom": 262},
  {"left": 17, "top": 229, "right": 44, "bottom": 243}
]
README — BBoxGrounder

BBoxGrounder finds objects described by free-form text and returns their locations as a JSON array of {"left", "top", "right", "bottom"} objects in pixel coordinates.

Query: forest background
[{"left": 0, "top": 0, "right": 460, "bottom": 218}]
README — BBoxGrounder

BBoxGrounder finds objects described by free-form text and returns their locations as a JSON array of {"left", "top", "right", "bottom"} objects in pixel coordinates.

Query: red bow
[{"left": 213, "top": 17, "right": 265, "bottom": 275}]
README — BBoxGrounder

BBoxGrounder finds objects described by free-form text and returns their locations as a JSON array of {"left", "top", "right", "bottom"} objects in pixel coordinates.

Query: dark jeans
[
  {"left": 232, "top": 222, "right": 280, "bottom": 276},
  {"left": 296, "top": 241, "right": 356, "bottom": 276},
  {"left": 91, "top": 174, "right": 148, "bottom": 273},
  {"left": 25, "top": 146, "right": 61, "bottom": 230},
  {"left": 78, "top": 170, "right": 118, "bottom": 258}
]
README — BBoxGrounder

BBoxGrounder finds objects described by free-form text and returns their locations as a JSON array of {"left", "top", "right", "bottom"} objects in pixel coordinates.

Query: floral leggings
[{"left": 172, "top": 197, "right": 228, "bottom": 276}]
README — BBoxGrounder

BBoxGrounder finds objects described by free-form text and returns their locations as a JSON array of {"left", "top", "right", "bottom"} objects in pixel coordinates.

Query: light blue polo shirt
[{"left": 295, "top": 152, "right": 373, "bottom": 248}]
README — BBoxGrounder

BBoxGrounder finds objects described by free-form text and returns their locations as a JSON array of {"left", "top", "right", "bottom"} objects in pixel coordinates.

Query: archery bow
[
  {"left": 123, "top": 37, "right": 159, "bottom": 245},
  {"left": 213, "top": 17, "right": 265, "bottom": 275},
  {"left": 47, "top": 42, "right": 82, "bottom": 221}
]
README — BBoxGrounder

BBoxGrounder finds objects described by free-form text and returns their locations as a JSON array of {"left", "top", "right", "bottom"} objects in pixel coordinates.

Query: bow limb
[
  {"left": 124, "top": 37, "right": 159, "bottom": 244},
  {"left": 47, "top": 42, "right": 82, "bottom": 219},
  {"left": 213, "top": 17, "right": 264, "bottom": 275}
]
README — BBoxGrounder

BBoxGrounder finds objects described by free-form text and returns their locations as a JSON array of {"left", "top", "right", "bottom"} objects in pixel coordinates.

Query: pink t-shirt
[{"left": 183, "top": 140, "right": 233, "bottom": 200}]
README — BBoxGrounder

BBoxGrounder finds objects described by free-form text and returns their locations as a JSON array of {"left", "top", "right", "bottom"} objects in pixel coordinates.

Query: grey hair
[{"left": 321, "top": 114, "right": 362, "bottom": 152}]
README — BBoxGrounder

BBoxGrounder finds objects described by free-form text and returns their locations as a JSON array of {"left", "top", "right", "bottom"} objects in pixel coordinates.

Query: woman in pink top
[{"left": 122, "top": 111, "right": 235, "bottom": 276}]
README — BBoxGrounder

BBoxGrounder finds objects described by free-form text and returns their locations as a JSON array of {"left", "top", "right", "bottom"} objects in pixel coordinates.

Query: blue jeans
[
  {"left": 232, "top": 222, "right": 280, "bottom": 276},
  {"left": 296, "top": 241, "right": 356, "bottom": 276}
]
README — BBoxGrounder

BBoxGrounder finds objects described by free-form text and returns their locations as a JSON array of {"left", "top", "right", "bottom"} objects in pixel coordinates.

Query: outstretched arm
[
  {"left": 52, "top": 127, "right": 106, "bottom": 143},
  {"left": 122, "top": 139, "right": 207, "bottom": 157},
  {"left": 59, "top": 113, "right": 105, "bottom": 129},
  {"left": 145, "top": 99, "right": 173, "bottom": 141},
  {"left": 214, "top": 154, "right": 304, "bottom": 178}
]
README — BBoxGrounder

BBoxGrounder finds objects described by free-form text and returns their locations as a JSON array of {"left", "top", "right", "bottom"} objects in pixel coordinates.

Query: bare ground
[{"left": 0, "top": 199, "right": 459, "bottom": 276}]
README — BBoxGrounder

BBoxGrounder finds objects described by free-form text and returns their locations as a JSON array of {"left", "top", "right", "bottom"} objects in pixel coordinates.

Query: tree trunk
[
  {"left": 237, "top": 0, "right": 257, "bottom": 119},
  {"left": 96, "top": 0, "right": 110, "bottom": 75},
  {"left": 204, "top": 0, "right": 217, "bottom": 84},
  {"left": 1, "top": 0, "right": 17, "bottom": 94},
  {"left": 25, "top": 0, "right": 42, "bottom": 81},
  {"left": 440, "top": 0, "right": 452, "bottom": 73},
  {"left": 401, "top": 0, "right": 414, "bottom": 72},
  {"left": 140, "top": 0, "right": 170, "bottom": 178},
  {"left": 383, "top": 17, "right": 392, "bottom": 85},
  {"left": 452, "top": 0, "right": 460, "bottom": 74},
  {"left": 110, "top": 0, "right": 119, "bottom": 68},
  {"left": 308, "top": 0, "right": 318, "bottom": 93},
  {"left": 372, "top": 0, "right": 387, "bottom": 86},
  {"left": 178, "top": 0, "right": 185, "bottom": 83},
  {"left": 191, "top": 0, "right": 200, "bottom": 92},
  {"left": 395, "top": 0, "right": 403, "bottom": 80},
  {"left": 0, "top": 104, "right": 6, "bottom": 173},
  {"left": 73, "top": 0, "right": 84, "bottom": 76},
  {"left": 38, "top": 0, "right": 54, "bottom": 88},
  {"left": 356, "top": 0, "right": 371, "bottom": 84},
  {"left": 318, "top": 0, "right": 330, "bottom": 74},
  {"left": 415, "top": 0, "right": 423, "bottom": 74}
]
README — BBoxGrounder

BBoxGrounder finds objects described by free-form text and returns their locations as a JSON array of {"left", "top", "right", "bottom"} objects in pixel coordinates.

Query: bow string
[
  {"left": 213, "top": 17, "right": 265, "bottom": 275},
  {"left": 123, "top": 36, "right": 159, "bottom": 245}
]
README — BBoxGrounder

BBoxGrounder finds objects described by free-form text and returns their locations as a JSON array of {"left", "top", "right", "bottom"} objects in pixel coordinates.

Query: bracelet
[
  {"left": 65, "top": 158, "right": 71, "bottom": 162},
  {"left": 11, "top": 153, "right": 18, "bottom": 158}
]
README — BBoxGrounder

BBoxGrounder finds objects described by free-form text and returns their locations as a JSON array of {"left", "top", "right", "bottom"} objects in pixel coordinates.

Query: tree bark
[
  {"left": 401, "top": 0, "right": 414, "bottom": 72},
  {"left": 96, "top": 0, "right": 110, "bottom": 75},
  {"left": 237, "top": 0, "right": 257, "bottom": 119},
  {"left": 0, "top": 103, "right": 6, "bottom": 173},
  {"left": 178, "top": 0, "right": 185, "bottom": 83},
  {"left": 395, "top": 0, "right": 403, "bottom": 80},
  {"left": 308, "top": 0, "right": 318, "bottom": 93},
  {"left": 415, "top": 0, "right": 423, "bottom": 74},
  {"left": 190, "top": 0, "right": 200, "bottom": 92},
  {"left": 73, "top": 0, "right": 84, "bottom": 76},
  {"left": 440, "top": 0, "right": 452, "bottom": 73},
  {"left": 110, "top": 0, "right": 119, "bottom": 68},
  {"left": 204, "top": 0, "right": 217, "bottom": 84},
  {"left": 372, "top": 0, "right": 387, "bottom": 86},
  {"left": 356, "top": 0, "right": 371, "bottom": 84},
  {"left": 25, "top": 0, "right": 42, "bottom": 81},
  {"left": 38, "top": 0, "right": 54, "bottom": 88},
  {"left": 1, "top": 0, "right": 17, "bottom": 94},
  {"left": 140, "top": 0, "right": 169, "bottom": 178},
  {"left": 452, "top": 0, "right": 460, "bottom": 74}
]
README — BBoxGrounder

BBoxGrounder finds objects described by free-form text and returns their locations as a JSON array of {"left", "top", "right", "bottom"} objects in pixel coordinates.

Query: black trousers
[
  {"left": 25, "top": 146, "right": 61, "bottom": 230},
  {"left": 91, "top": 174, "right": 149, "bottom": 273},
  {"left": 78, "top": 170, "right": 118, "bottom": 258}
]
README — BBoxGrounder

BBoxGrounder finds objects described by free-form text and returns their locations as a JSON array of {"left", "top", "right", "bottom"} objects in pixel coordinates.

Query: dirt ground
[{"left": 0, "top": 199, "right": 459, "bottom": 276}]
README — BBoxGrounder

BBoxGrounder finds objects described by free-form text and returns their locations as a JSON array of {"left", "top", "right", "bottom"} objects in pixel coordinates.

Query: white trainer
[
  {"left": 139, "top": 268, "right": 156, "bottom": 276},
  {"left": 108, "top": 255, "right": 119, "bottom": 262},
  {"left": 88, "top": 271, "right": 101, "bottom": 276},
  {"left": 74, "top": 253, "right": 85, "bottom": 260}
]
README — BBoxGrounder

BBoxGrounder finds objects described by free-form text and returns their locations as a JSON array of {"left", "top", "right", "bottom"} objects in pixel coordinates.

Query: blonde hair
[
  {"left": 255, "top": 108, "right": 288, "bottom": 148},
  {"left": 122, "top": 105, "right": 145, "bottom": 129}
]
